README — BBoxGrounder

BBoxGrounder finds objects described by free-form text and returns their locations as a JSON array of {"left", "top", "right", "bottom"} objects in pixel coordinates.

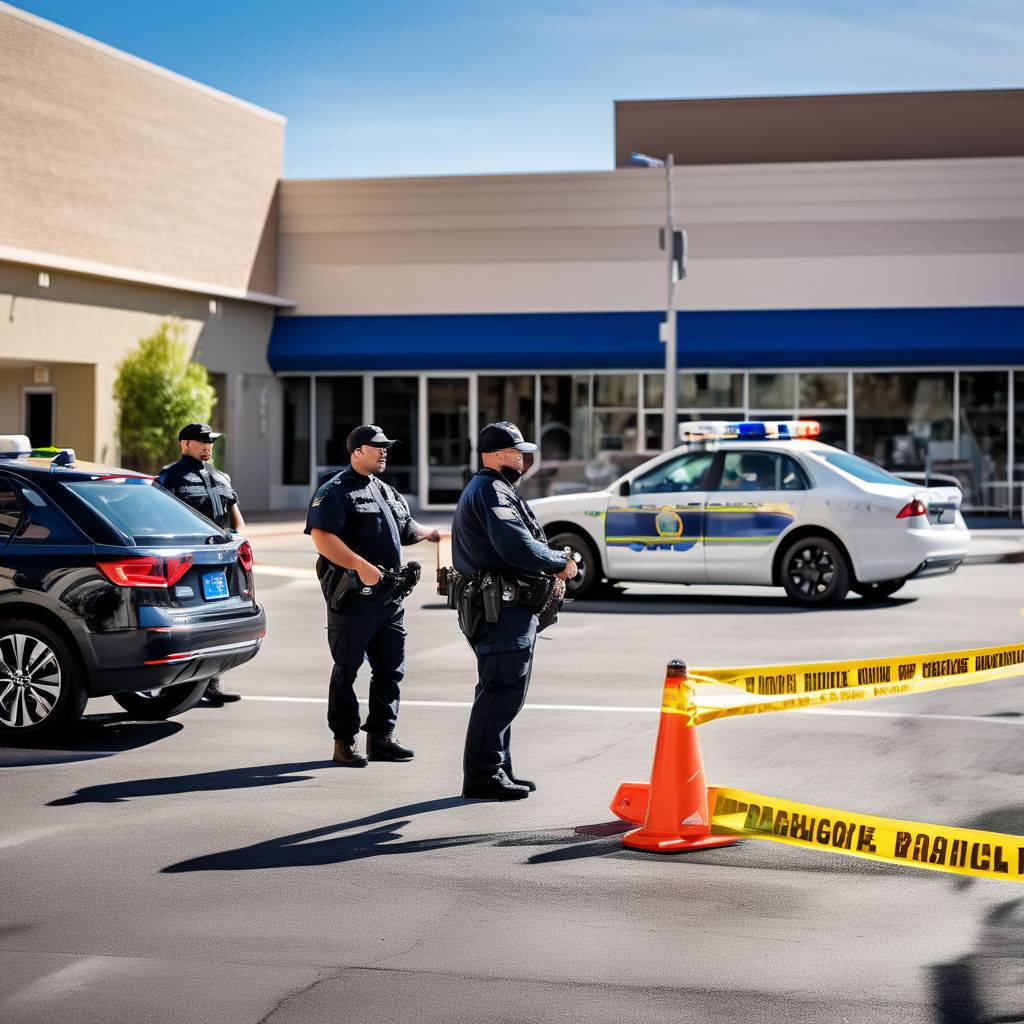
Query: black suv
[{"left": 0, "top": 447, "right": 265, "bottom": 739}]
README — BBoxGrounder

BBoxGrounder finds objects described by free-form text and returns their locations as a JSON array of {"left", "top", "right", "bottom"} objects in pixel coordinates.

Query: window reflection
[
  {"left": 959, "top": 372, "right": 1009, "bottom": 510},
  {"left": 853, "top": 373, "right": 954, "bottom": 473},
  {"left": 281, "top": 377, "right": 310, "bottom": 486},
  {"left": 316, "top": 377, "right": 363, "bottom": 470}
]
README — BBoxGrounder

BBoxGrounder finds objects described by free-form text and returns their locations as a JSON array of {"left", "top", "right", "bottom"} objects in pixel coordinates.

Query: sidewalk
[
  {"left": 964, "top": 529, "right": 1024, "bottom": 565},
  {"left": 244, "top": 511, "right": 1021, "bottom": 563}
]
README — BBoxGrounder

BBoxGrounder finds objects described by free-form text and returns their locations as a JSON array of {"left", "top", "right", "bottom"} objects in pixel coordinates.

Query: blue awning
[{"left": 267, "top": 307, "right": 1024, "bottom": 373}]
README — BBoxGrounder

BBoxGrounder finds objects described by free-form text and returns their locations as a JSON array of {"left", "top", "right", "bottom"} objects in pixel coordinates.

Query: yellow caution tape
[
  {"left": 709, "top": 786, "right": 1024, "bottom": 883},
  {"left": 677, "top": 643, "right": 1024, "bottom": 726}
]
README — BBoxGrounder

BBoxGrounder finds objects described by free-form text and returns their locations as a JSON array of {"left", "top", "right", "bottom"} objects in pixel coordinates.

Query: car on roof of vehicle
[
  {"left": 0, "top": 435, "right": 265, "bottom": 739},
  {"left": 531, "top": 420, "right": 969, "bottom": 605}
]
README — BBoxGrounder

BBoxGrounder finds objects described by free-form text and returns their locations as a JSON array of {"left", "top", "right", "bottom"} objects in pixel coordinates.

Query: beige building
[
  {"left": 3, "top": 2, "right": 1022, "bottom": 513},
  {"left": 0, "top": 1, "right": 290, "bottom": 509}
]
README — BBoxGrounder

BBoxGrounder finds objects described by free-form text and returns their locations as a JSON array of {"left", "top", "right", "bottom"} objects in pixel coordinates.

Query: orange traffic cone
[{"left": 611, "top": 660, "right": 738, "bottom": 853}]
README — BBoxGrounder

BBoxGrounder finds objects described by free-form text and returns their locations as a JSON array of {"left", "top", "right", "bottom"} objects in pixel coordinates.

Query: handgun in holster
[
  {"left": 479, "top": 572, "right": 502, "bottom": 624},
  {"left": 315, "top": 555, "right": 359, "bottom": 611}
]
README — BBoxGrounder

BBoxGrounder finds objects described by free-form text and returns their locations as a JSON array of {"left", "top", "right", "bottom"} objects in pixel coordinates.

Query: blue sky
[{"left": 10, "top": 0, "right": 1024, "bottom": 179}]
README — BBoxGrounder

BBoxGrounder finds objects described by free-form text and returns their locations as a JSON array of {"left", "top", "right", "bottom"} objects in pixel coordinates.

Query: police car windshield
[
  {"left": 64, "top": 480, "right": 225, "bottom": 545},
  {"left": 820, "top": 451, "right": 913, "bottom": 487}
]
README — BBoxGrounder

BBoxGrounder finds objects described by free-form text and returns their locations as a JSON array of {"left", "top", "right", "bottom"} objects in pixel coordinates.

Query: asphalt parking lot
[{"left": 3, "top": 531, "right": 1024, "bottom": 1024}]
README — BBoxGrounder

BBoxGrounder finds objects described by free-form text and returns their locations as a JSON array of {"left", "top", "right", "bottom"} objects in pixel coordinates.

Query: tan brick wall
[{"left": 0, "top": 6, "right": 284, "bottom": 296}]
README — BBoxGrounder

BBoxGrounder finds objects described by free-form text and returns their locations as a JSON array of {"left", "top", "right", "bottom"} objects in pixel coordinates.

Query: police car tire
[
  {"left": 113, "top": 678, "right": 209, "bottom": 719},
  {"left": 851, "top": 579, "right": 906, "bottom": 601},
  {"left": 549, "top": 531, "right": 605, "bottom": 600},
  {"left": 0, "top": 619, "right": 87, "bottom": 738},
  {"left": 780, "top": 537, "right": 850, "bottom": 605}
]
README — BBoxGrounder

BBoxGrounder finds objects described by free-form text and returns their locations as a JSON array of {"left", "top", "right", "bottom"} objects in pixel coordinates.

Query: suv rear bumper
[{"left": 85, "top": 606, "right": 267, "bottom": 696}]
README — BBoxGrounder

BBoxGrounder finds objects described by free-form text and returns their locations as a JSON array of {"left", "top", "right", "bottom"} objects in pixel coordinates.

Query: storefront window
[
  {"left": 799, "top": 373, "right": 847, "bottom": 409},
  {"left": 374, "top": 377, "right": 418, "bottom": 496},
  {"left": 281, "top": 377, "right": 310, "bottom": 486},
  {"left": 853, "top": 372, "right": 954, "bottom": 474},
  {"left": 427, "top": 378, "right": 470, "bottom": 505},
  {"left": 316, "top": 376, "right": 363, "bottom": 471},
  {"left": 536, "top": 375, "right": 589, "bottom": 497},
  {"left": 645, "top": 372, "right": 743, "bottom": 409},
  {"left": 749, "top": 372, "right": 796, "bottom": 409},
  {"left": 479, "top": 375, "right": 535, "bottom": 433},
  {"left": 959, "top": 371, "right": 1009, "bottom": 510},
  {"left": 1015, "top": 372, "right": 1024, "bottom": 517},
  {"left": 594, "top": 374, "right": 638, "bottom": 407}
]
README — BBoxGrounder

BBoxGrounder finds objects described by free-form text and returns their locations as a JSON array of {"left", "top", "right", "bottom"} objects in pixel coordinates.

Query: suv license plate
[{"left": 202, "top": 570, "right": 229, "bottom": 601}]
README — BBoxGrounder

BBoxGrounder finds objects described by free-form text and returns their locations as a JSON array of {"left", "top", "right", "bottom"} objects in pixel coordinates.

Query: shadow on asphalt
[
  {"left": 0, "top": 713, "right": 183, "bottom": 768},
  {"left": 928, "top": 803, "right": 1024, "bottom": 1022},
  {"left": 47, "top": 759, "right": 331, "bottom": 805},
  {"left": 159, "top": 798, "right": 646, "bottom": 874},
  {"left": 564, "top": 594, "right": 917, "bottom": 615}
]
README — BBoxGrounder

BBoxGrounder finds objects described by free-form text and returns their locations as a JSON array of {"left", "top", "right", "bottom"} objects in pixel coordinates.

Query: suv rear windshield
[
  {"left": 64, "top": 479, "right": 224, "bottom": 545},
  {"left": 819, "top": 451, "right": 912, "bottom": 487}
]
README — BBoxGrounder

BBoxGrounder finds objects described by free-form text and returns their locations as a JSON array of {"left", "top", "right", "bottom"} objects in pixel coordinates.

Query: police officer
[
  {"left": 452, "top": 421, "right": 577, "bottom": 800},
  {"left": 157, "top": 422, "right": 244, "bottom": 706},
  {"left": 306, "top": 424, "right": 440, "bottom": 766}
]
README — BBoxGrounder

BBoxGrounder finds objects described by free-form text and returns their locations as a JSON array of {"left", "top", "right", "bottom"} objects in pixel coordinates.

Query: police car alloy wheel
[
  {"left": 0, "top": 620, "right": 86, "bottom": 737},
  {"left": 780, "top": 536, "right": 850, "bottom": 605}
]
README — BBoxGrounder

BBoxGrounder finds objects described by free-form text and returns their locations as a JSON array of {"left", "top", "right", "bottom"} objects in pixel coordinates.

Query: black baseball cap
[
  {"left": 478, "top": 421, "right": 537, "bottom": 454},
  {"left": 178, "top": 423, "right": 221, "bottom": 443},
  {"left": 347, "top": 424, "right": 397, "bottom": 452}
]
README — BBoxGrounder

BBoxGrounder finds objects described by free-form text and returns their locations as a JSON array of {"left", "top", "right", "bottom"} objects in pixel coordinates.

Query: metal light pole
[{"left": 632, "top": 151, "right": 682, "bottom": 451}]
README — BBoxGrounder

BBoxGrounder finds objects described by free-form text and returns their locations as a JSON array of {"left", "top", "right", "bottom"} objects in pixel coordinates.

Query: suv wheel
[
  {"left": 780, "top": 537, "right": 850, "bottom": 605},
  {"left": 851, "top": 578, "right": 906, "bottom": 601},
  {"left": 549, "top": 532, "right": 605, "bottom": 600},
  {"left": 0, "top": 619, "right": 86, "bottom": 738},
  {"left": 113, "top": 678, "right": 209, "bottom": 719}
]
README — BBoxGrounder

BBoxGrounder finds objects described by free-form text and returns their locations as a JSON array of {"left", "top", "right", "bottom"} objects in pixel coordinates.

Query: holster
[
  {"left": 315, "top": 556, "right": 358, "bottom": 611},
  {"left": 449, "top": 572, "right": 484, "bottom": 640}
]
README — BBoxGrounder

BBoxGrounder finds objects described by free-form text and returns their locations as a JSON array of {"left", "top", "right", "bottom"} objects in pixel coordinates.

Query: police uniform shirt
[
  {"left": 304, "top": 467, "right": 417, "bottom": 569},
  {"left": 452, "top": 468, "right": 566, "bottom": 579},
  {"left": 157, "top": 455, "right": 237, "bottom": 530}
]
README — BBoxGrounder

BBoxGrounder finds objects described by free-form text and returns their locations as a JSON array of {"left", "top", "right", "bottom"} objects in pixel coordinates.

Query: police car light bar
[{"left": 679, "top": 420, "right": 821, "bottom": 442}]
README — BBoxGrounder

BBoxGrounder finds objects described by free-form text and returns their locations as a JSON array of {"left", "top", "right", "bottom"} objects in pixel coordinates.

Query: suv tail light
[
  {"left": 896, "top": 499, "right": 928, "bottom": 519},
  {"left": 97, "top": 555, "right": 193, "bottom": 588},
  {"left": 238, "top": 540, "right": 254, "bottom": 573}
]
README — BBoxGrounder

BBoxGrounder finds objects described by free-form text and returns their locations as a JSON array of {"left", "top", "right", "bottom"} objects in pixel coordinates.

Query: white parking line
[{"left": 240, "top": 694, "right": 1024, "bottom": 725}]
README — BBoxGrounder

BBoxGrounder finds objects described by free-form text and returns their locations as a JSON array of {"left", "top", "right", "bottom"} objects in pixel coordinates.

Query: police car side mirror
[{"left": 618, "top": 479, "right": 631, "bottom": 497}]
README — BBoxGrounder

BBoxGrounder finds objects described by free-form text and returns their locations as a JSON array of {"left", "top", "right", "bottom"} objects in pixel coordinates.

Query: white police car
[{"left": 531, "top": 421, "right": 969, "bottom": 605}]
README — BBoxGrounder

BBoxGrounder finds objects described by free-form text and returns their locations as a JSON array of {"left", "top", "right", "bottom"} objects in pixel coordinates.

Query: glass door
[{"left": 426, "top": 377, "right": 471, "bottom": 506}]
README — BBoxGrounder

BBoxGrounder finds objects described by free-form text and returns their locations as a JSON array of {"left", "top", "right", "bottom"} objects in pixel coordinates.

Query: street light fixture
[{"left": 631, "top": 150, "right": 685, "bottom": 451}]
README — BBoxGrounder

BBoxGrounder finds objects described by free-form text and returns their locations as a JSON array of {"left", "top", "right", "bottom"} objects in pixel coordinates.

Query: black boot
[
  {"left": 463, "top": 769, "right": 530, "bottom": 801},
  {"left": 504, "top": 758, "right": 536, "bottom": 792},
  {"left": 201, "top": 677, "right": 241, "bottom": 705},
  {"left": 332, "top": 739, "right": 368, "bottom": 767},
  {"left": 366, "top": 732, "right": 414, "bottom": 762}
]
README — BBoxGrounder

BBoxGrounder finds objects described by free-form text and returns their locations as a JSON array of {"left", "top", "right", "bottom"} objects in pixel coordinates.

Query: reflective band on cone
[{"left": 615, "top": 660, "right": 739, "bottom": 854}]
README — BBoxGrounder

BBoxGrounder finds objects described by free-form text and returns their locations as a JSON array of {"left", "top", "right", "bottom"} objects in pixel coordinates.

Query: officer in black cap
[
  {"left": 157, "top": 422, "right": 244, "bottom": 706},
  {"left": 306, "top": 424, "right": 440, "bottom": 766},
  {"left": 452, "top": 421, "right": 577, "bottom": 800}
]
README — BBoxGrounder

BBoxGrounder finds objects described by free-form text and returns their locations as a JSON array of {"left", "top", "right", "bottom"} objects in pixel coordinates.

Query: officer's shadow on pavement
[
  {"left": 160, "top": 799, "right": 637, "bottom": 874},
  {"left": 0, "top": 713, "right": 183, "bottom": 768},
  {"left": 928, "top": 801, "right": 1024, "bottom": 1024},
  {"left": 47, "top": 759, "right": 330, "bottom": 805}
]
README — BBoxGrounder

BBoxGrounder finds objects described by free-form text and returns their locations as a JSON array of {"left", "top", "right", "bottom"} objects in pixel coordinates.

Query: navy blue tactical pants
[
  {"left": 464, "top": 610, "right": 537, "bottom": 783},
  {"left": 326, "top": 598, "right": 406, "bottom": 743}
]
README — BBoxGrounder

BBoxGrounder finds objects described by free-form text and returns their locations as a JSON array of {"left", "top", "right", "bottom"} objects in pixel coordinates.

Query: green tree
[{"left": 113, "top": 319, "right": 216, "bottom": 474}]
